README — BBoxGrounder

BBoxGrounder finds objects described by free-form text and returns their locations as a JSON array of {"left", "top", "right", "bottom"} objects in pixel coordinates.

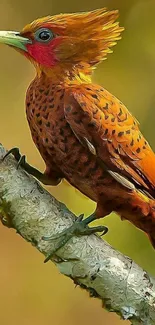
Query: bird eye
[{"left": 35, "top": 28, "right": 54, "bottom": 43}]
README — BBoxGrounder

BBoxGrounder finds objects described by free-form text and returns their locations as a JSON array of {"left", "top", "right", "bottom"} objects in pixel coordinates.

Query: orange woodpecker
[{"left": 1, "top": 8, "right": 155, "bottom": 261}]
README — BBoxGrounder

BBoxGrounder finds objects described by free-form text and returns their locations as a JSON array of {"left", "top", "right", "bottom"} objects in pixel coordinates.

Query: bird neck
[{"left": 36, "top": 62, "right": 93, "bottom": 85}]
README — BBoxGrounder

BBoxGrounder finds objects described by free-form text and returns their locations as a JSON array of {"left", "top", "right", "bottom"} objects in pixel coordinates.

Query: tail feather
[{"left": 117, "top": 190, "right": 155, "bottom": 250}]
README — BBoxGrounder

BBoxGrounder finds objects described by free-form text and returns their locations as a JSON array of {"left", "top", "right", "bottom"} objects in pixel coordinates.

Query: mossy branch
[{"left": 0, "top": 144, "right": 155, "bottom": 325}]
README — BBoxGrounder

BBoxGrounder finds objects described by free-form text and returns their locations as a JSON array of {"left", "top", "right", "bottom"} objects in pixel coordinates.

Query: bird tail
[{"left": 118, "top": 189, "right": 155, "bottom": 249}]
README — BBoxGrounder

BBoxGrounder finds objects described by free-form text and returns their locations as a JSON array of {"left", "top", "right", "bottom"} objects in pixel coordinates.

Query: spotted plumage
[{"left": 1, "top": 8, "right": 155, "bottom": 248}]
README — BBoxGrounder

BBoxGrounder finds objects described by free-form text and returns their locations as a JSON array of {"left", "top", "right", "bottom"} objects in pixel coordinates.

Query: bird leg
[
  {"left": 43, "top": 213, "right": 108, "bottom": 263},
  {"left": 3, "top": 147, "right": 61, "bottom": 185}
]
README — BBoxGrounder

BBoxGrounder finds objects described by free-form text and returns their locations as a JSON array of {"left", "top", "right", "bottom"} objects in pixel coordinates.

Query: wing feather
[{"left": 64, "top": 84, "right": 155, "bottom": 196}]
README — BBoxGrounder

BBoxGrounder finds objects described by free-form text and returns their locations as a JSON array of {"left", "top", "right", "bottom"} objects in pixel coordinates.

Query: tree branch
[{"left": 0, "top": 144, "right": 154, "bottom": 325}]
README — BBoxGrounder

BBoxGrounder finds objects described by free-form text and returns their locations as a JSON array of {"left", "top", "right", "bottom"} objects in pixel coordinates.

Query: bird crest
[{"left": 21, "top": 8, "right": 124, "bottom": 69}]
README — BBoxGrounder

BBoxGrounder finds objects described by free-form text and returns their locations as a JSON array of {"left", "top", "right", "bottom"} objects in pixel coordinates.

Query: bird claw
[
  {"left": 16, "top": 155, "right": 26, "bottom": 169},
  {"left": 3, "top": 147, "right": 27, "bottom": 170},
  {"left": 42, "top": 214, "right": 108, "bottom": 263},
  {"left": 3, "top": 147, "right": 34, "bottom": 175},
  {"left": 3, "top": 147, "right": 21, "bottom": 162}
]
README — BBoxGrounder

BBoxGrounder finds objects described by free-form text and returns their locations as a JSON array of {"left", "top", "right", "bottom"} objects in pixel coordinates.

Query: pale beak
[{"left": 0, "top": 31, "right": 31, "bottom": 51}]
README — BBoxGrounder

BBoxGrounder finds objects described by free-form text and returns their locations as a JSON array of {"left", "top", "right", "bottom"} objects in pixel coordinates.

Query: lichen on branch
[{"left": 0, "top": 144, "right": 155, "bottom": 325}]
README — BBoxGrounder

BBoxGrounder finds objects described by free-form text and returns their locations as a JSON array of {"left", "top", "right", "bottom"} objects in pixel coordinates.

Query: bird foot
[
  {"left": 3, "top": 147, "right": 30, "bottom": 171},
  {"left": 43, "top": 214, "right": 108, "bottom": 263},
  {"left": 3, "top": 147, "right": 21, "bottom": 163},
  {"left": 3, "top": 147, "right": 47, "bottom": 184}
]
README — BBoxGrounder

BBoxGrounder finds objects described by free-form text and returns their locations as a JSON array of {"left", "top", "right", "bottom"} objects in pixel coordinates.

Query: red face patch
[{"left": 26, "top": 37, "right": 62, "bottom": 67}]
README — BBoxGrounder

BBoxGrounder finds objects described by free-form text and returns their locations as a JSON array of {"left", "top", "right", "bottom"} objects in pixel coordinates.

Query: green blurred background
[{"left": 0, "top": 0, "right": 155, "bottom": 324}]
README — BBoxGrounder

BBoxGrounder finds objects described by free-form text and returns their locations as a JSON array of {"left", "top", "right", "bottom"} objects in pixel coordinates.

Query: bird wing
[{"left": 64, "top": 83, "right": 155, "bottom": 196}]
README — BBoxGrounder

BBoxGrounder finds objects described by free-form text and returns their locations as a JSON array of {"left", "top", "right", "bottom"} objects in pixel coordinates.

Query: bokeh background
[{"left": 0, "top": 0, "right": 155, "bottom": 324}]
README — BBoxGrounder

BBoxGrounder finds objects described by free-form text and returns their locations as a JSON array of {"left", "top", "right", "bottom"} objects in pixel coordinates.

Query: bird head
[{"left": 0, "top": 8, "right": 124, "bottom": 79}]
